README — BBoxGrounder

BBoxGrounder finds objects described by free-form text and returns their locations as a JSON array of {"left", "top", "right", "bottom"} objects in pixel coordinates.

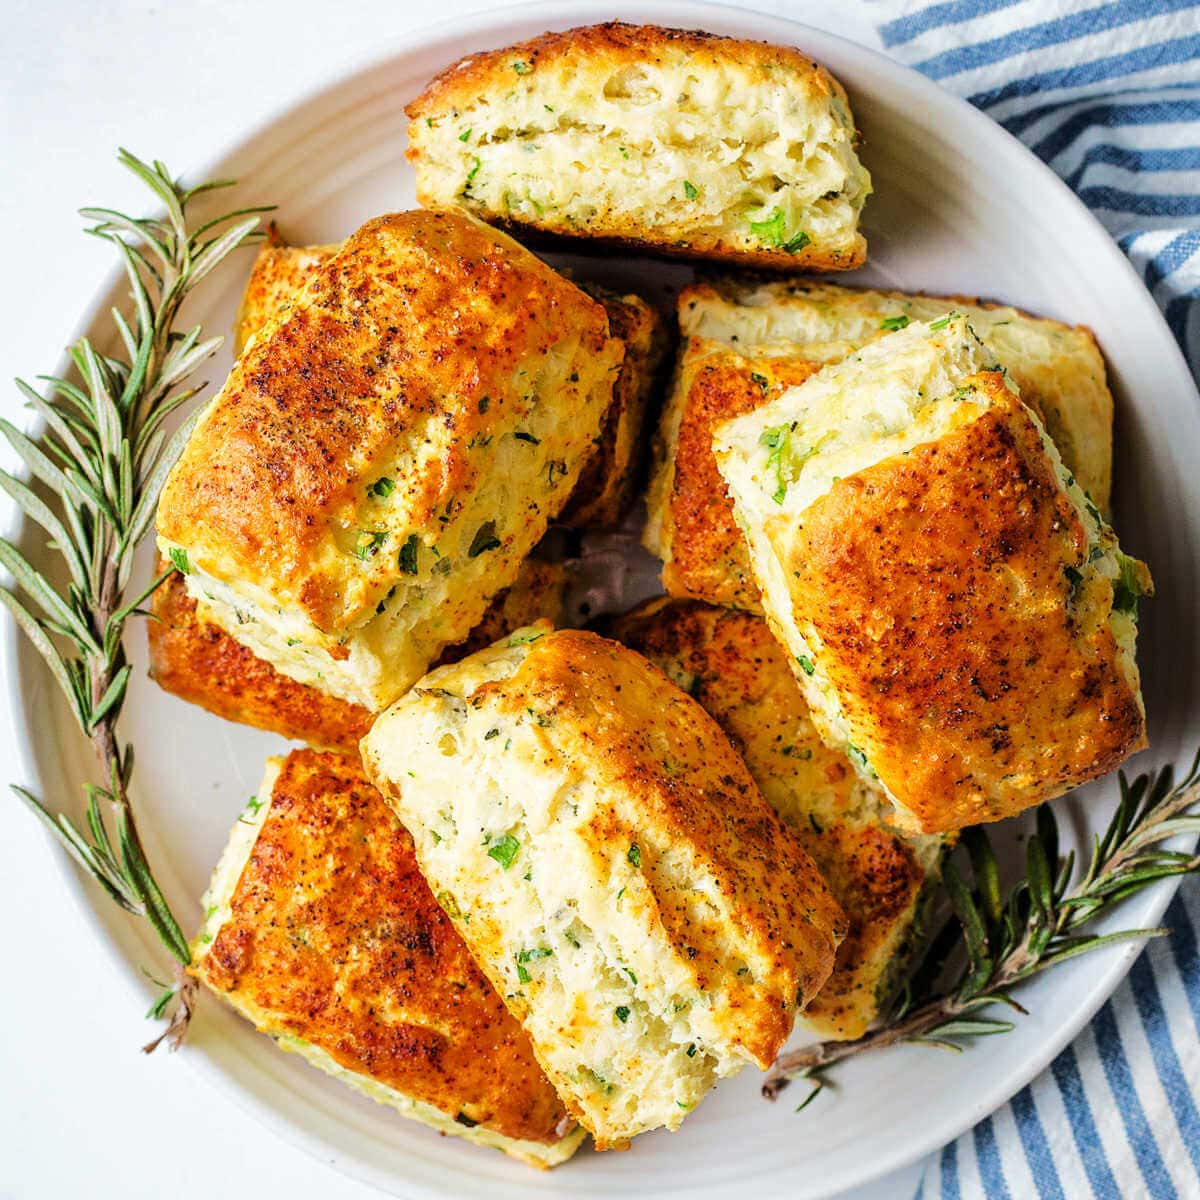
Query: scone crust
[
  {"left": 148, "top": 567, "right": 373, "bottom": 752},
  {"left": 157, "top": 209, "right": 618, "bottom": 637},
  {"left": 192, "top": 749, "right": 575, "bottom": 1149},
  {"left": 645, "top": 340, "right": 821, "bottom": 611},
  {"left": 406, "top": 22, "right": 868, "bottom": 271},
  {"left": 613, "top": 598, "right": 942, "bottom": 1041},
  {"left": 784, "top": 379, "right": 1145, "bottom": 831}
]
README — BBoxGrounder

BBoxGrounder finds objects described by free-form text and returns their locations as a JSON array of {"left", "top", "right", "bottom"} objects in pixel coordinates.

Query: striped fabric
[{"left": 865, "top": 3, "right": 1200, "bottom": 1195}]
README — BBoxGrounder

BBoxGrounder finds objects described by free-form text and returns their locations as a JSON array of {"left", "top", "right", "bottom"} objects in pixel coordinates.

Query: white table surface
[{"left": 0, "top": 2, "right": 923, "bottom": 1196}]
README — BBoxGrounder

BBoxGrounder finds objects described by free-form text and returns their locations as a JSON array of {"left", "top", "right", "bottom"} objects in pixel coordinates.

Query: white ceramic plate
[{"left": 6, "top": 3, "right": 1200, "bottom": 1197}]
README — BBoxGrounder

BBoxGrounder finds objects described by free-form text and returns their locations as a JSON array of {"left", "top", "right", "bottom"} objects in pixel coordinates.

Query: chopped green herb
[
  {"left": 437, "top": 891, "right": 462, "bottom": 920},
  {"left": 627, "top": 843, "right": 642, "bottom": 869},
  {"left": 615, "top": 1005, "right": 630, "bottom": 1023},
  {"left": 516, "top": 963, "right": 531, "bottom": 984},
  {"left": 504, "top": 738, "right": 512, "bottom": 751},
  {"left": 748, "top": 207, "right": 786, "bottom": 246},
  {"left": 847, "top": 744, "right": 870, "bottom": 772},
  {"left": 469, "top": 521, "right": 501, "bottom": 557},
  {"left": 797, "top": 655, "right": 816, "bottom": 676},
  {"left": 686, "top": 1043, "right": 697, "bottom": 1057},
  {"left": 458, "top": 128, "right": 471, "bottom": 142},
  {"left": 759, "top": 424, "right": 793, "bottom": 504},
  {"left": 879, "top": 314, "right": 910, "bottom": 332},
  {"left": 1064, "top": 565, "right": 1084, "bottom": 593},
  {"left": 454, "top": 1111, "right": 478, "bottom": 1128},
  {"left": 508, "top": 629, "right": 545, "bottom": 647},
  {"left": 465, "top": 156, "right": 481, "bottom": 186},
  {"left": 783, "top": 231, "right": 811, "bottom": 254},
  {"left": 618, "top": 146, "right": 630, "bottom": 160},
  {"left": 514, "top": 430, "right": 540, "bottom": 444},
  {"left": 512, "top": 60, "right": 531, "bottom": 75},
  {"left": 478, "top": 395, "right": 490, "bottom": 413},
  {"left": 1112, "top": 552, "right": 1145, "bottom": 617},
  {"left": 616, "top": 886, "right": 626, "bottom": 902},
  {"left": 1088, "top": 545, "right": 1105, "bottom": 563},
  {"left": 487, "top": 833, "right": 520, "bottom": 869},
  {"left": 683, "top": 179, "right": 699, "bottom": 200},
  {"left": 370, "top": 475, "right": 395, "bottom": 498},
  {"left": 809, "top": 813, "right": 824, "bottom": 834},
  {"left": 168, "top": 546, "right": 190, "bottom": 574},
  {"left": 285, "top": 637, "right": 300, "bottom": 646},
  {"left": 622, "top": 967, "right": 637, "bottom": 985},
  {"left": 245, "top": 795, "right": 263, "bottom": 816},
  {"left": 485, "top": 727, "right": 500, "bottom": 740},
  {"left": 750, "top": 372, "right": 770, "bottom": 394},
  {"left": 353, "top": 530, "right": 388, "bottom": 560},
  {"left": 517, "top": 946, "right": 554, "bottom": 963},
  {"left": 398, "top": 534, "right": 419, "bottom": 575},
  {"left": 928, "top": 312, "right": 960, "bottom": 331}
]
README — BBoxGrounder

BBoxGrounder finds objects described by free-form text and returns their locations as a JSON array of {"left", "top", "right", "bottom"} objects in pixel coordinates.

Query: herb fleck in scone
[
  {"left": 360, "top": 625, "right": 846, "bottom": 1147},
  {"left": 156, "top": 209, "right": 623, "bottom": 711},
  {"left": 679, "top": 277, "right": 1115, "bottom": 510},
  {"left": 231, "top": 232, "right": 668, "bottom": 529},
  {"left": 148, "top": 557, "right": 570, "bottom": 752},
  {"left": 613, "top": 598, "right": 947, "bottom": 1041},
  {"left": 191, "top": 749, "right": 585, "bottom": 1168},
  {"left": 713, "top": 316, "right": 1151, "bottom": 834},
  {"left": 406, "top": 22, "right": 870, "bottom": 270}
]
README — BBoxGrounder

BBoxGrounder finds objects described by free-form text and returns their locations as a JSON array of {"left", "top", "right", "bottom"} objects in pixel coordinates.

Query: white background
[{"left": 0, "top": 2, "right": 922, "bottom": 1197}]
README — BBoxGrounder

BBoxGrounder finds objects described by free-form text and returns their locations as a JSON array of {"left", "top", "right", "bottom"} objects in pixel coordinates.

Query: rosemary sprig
[
  {"left": 2, "top": 149, "right": 268, "bottom": 1048},
  {"left": 765, "top": 749, "right": 1200, "bottom": 1104}
]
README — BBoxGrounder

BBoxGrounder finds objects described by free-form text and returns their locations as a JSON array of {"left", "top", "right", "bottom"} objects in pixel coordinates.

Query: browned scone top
[
  {"left": 406, "top": 22, "right": 869, "bottom": 271},
  {"left": 785, "top": 375, "right": 1147, "bottom": 832},
  {"left": 157, "top": 209, "right": 616, "bottom": 637},
  {"left": 191, "top": 749, "right": 577, "bottom": 1157},
  {"left": 613, "top": 598, "right": 944, "bottom": 1041},
  {"left": 232, "top": 225, "right": 337, "bottom": 356},
  {"left": 645, "top": 340, "right": 824, "bottom": 612},
  {"left": 147, "top": 557, "right": 570, "bottom": 750}
]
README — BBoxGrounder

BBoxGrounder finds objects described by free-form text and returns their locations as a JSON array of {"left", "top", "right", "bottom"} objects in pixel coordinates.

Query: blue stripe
[
  {"left": 1066, "top": 143, "right": 1200, "bottom": 191},
  {"left": 878, "top": 0, "right": 1023, "bottom": 49},
  {"left": 1092, "top": 1001, "right": 1178, "bottom": 1197},
  {"left": 940, "top": 1137, "right": 961, "bottom": 1200},
  {"left": 1014, "top": 88, "right": 1200, "bottom": 143},
  {"left": 1166, "top": 891, "right": 1200, "bottom": 1035},
  {"left": 971, "top": 1116, "right": 1013, "bottom": 1199},
  {"left": 968, "top": 34, "right": 1200, "bottom": 110},
  {"left": 1166, "top": 293, "right": 1197, "bottom": 359},
  {"left": 1143, "top": 229, "right": 1200, "bottom": 291},
  {"left": 1049, "top": 1046, "right": 1122, "bottom": 1199},
  {"left": 915, "top": 0, "right": 1200, "bottom": 81},
  {"left": 1129, "top": 953, "right": 1200, "bottom": 1184},
  {"left": 1076, "top": 184, "right": 1200, "bottom": 215},
  {"left": 1010, "top": 1086, "right": 1067, "bottom": 1200}
]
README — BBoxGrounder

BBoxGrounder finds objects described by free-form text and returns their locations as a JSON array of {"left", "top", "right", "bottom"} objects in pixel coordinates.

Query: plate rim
[{"left": 2, "top": 1, "right": 1197, "bottom": 1197}]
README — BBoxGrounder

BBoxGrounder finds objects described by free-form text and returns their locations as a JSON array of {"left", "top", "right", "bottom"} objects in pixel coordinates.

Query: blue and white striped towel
[{"left": 865, "top": 2, "right": 1200, "bottom": 1195}]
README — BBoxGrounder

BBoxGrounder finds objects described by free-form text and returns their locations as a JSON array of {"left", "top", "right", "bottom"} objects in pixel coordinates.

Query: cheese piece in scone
[
  {"left": 191, "top": 749, "right": 585, "bottom": 1168},
  {"left": 231, "top": 232, "right": 668, "bottom": 529},
  {"left": 643, "top": 338, "right": 842, "bottom": 612},
  {"left": 680, "top": 277, "right": 1114, "bottom": 510},
  {"left": 612, "top": 597, "right": 946, "bottom": 1041},
  {"left": 360, "top": 625, "right": 846, "bottom": 1147},
  {"left": 405, "top": 22, "right": 870, "bottom": 271},
  {"left": 156, "top": 209, "right": 623, "bottom": 712},
  {"left": 713, "top": 315, "right": 1151, "bottom": 834},
  {"left": 147, "top": 557, "right": 570, "bottom": 752}
]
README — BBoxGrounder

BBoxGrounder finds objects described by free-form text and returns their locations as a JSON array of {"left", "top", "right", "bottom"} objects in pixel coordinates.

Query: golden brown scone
[
  {"left": 406, "top": 22, "right": 870, "bottom": 270},
  {"left": 643, "top": 338, "right": 835, "bottom": 612},
  {"left": 156, "top": 210, "right": 622, "bottom": 711},
  {"left": 612, "top": 598, "right": 946, "bottom": 1041},
  {"left": 232, "top": 224, "right": 337, "bottom": 356},
  {"left": 557, "top": 285, "right": 672, "bottom": 527},
  {"left": 147, "top": 557, "right": 570, "bottom": 750},
  {"left": 191, "top": 749, "right": 584, "bottom": 1167},
  {"left": 714, "top": 315, "right": 1150, "bottom": 834},
  {"left": 680, "top": 277, "right": 1114, "bottom": 510},
  {"left": 361, "top": 626, "right": 846, "bottom": 1147},
  {"left": 231, "top": 237, "right": 667, "bottom": 530}
]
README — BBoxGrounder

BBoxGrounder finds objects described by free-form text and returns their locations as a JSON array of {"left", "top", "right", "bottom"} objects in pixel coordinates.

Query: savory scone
[
  {"left": 156, "top": 209, "right": 623, "bottom": 711},
  {"left": 612, "top": 598, "right": 945, "bottom": 1041},
  {"left": 643, "top": 338, "right": 838, "bottom": 611},
  {"left": 406, "top": 22, "right": 870, "bottom": 270},
  {"left": 232, "top": 233, "right": 667, "bottom": 529},
  {"left": 148, "top": 557, "right": 570, "bottom": 752},
  {"left": 679, "top": 277, "right": 1114, "bottom": 510},
  {"left": 191, "top": 749, "right": 585, "bottom": 1168},
  {"left": 360, "top": 626, "right": 846, "bottom": 1147},
  {"left": 713, "top": 315, "right": 1151, "bottom": 834}
]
